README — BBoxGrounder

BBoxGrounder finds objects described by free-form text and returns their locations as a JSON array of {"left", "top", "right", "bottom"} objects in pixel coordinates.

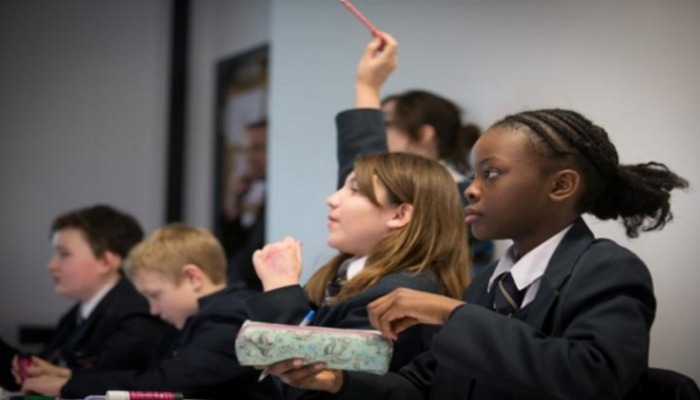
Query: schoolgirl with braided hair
[{"left": 267, "top": 105, "right": 689, "bottom": 400}]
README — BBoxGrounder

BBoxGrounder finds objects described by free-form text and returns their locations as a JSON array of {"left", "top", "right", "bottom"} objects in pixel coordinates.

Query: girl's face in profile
[
  {"left": 464, "top": 126, "right": 555, "bottom": 250},
  {"left": 326, "top": 172, "right": 399, "bottom": 256}
]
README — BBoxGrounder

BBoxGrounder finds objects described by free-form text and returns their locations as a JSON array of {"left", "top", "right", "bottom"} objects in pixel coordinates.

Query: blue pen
[{"left": 258, "top": 309, "right": 316, "bottom": 382}]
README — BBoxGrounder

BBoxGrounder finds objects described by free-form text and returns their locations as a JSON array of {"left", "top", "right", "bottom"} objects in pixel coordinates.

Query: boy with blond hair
[{"left": 21, "top": 223, "right": 280, "bottom": 400}]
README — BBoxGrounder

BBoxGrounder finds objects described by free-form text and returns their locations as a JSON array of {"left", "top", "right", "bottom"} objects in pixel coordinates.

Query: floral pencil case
[{"left": 235, "top": 320, "right": 393, "bottom": 375}]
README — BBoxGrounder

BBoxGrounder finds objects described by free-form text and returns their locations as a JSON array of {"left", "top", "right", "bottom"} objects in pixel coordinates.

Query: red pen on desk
[{"left": 339, "top": 0, "right": 385, "bottom": 45}]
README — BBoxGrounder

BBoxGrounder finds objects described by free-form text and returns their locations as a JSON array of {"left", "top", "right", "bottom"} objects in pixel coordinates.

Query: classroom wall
[
  {"left": 267, "top": 0, "right": 700, "bottom": 381},
  {"left": 0, "top": 0, "right": 171, "bottom": 346}
]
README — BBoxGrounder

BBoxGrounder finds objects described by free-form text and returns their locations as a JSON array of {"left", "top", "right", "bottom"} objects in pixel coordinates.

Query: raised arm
[{"left": 336, "top": 33, "right": 398, "bottom": 187}]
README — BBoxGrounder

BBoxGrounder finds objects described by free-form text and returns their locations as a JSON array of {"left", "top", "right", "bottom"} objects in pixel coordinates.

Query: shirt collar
[
  {"left": 488, "top": 224, "right": 573, "bottom": 292},
  {"left": 346, "top": 255, "right": 368, "bottom": 280},
  {"left": 79, "top": 278, "right": 118, "bottom": 320}
]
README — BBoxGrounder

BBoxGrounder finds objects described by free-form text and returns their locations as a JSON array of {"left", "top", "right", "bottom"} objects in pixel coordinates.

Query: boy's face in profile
[
  {"left": 132, "top": 269, "right": 199, "bottom": 329},
  {"left": 47, "top": 228, "right": 111, "bottom": 301}
]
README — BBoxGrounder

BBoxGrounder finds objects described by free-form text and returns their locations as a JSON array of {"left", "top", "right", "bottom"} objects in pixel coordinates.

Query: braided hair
[{"left": 492, "top": 109, "right": 689, "bottom": 238}]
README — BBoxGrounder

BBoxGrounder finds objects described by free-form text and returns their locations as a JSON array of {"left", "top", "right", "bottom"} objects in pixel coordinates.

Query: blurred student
[
  {"left": 222, "top": 119, "right": 268, "bottom": 291},
  {"left": 21, "top": 223, "right": 281, "bottom": 400},
  {"left": 7, "top": 205, "right": 168, "bottom": 391}
]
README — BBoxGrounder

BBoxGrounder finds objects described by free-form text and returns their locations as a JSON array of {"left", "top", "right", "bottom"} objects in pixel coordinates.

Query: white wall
[
  {"left": 268, "top": 0, "right": 700, "bottom": 381},
  {"left": 186, "top": 0, "right": 271, "bottom": 228},
  {"left": 0, "top": 1, "right": 170, "bottom": 346}
]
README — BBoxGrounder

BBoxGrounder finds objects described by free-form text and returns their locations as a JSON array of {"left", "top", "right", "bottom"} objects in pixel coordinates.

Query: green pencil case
[{"left": 235, "top": 320, "right": 393, "bottom": 374}]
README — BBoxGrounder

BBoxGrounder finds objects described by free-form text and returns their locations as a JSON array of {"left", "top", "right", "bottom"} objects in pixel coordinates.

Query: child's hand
[
  {"left": 367, "top": 288, "right": 465, "bottom": 341},
  {"left": 27, "top": 357, "right": 71, "bottom": 378},
  {"left": 21, "top": 374, "right": 68, "bottom": 396},
  {"left": 253, "top": 236, "right": 303, "bottom": 291},
  {"left": 12, "top": 355, "right": 71, "bottom": 383},
  {"left": 355, "top": 32, "right": 398, "bottom": 108},
  {"left": 258, "top": 358, "right": 343, "bottom": 394}
]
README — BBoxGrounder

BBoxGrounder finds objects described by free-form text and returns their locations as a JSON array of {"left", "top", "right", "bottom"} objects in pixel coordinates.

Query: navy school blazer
[
  {"left": 39, "top": 277, "right": 169, "bottom": 372},
  {"left": 335, "top": 218, "right": 655, "bottom": 400}
]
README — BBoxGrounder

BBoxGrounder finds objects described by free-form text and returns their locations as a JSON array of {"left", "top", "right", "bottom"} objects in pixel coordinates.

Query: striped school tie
[
  {"left": 322, "top": 260, "right": 352, "bottom": 306},
  {"left": 493, "top": 272, "right": 526, "bottom": 316}
]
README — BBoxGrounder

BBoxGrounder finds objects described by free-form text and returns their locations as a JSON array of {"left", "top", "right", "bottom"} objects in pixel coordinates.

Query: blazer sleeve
[
  {"left": 61, "top": 313, "right": 255, "bottom": 399},
  {"left": 332, "top": 351, "right": 435, "bottom": 400},
  {"left": 0, "top": 336, "right": 19, "bottom": 391},
  {"left": 430, "top": 243, "right": 655, "bottom": 400},
  {"left": 244, "top": 285, "right": 312, "bottom": 325},
  {"left": 335, "top": 109, "right": 387, "bottom": 188},
  {"left": 94, "top": 311, "right": 167, "bottom": 370}
]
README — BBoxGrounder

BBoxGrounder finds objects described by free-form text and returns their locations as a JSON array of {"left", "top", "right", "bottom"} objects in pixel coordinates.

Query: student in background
[
  {"left": 20, "top": 223, "right": 281, "bottom": 400},
  {"left": 246, "top": 152, "right": 470, "bottom": 398},
  {"left": 336, "top": 39, "right": 493, "bottom": 274},
  {"left": 263, "top": 62, "right": 688, "bottom": 397},
  {"left": 7, "top": 205, "right": 168, "bottom": 390},
  {"left": 222, "top": 119, "right": 268, "bottom": 291}
]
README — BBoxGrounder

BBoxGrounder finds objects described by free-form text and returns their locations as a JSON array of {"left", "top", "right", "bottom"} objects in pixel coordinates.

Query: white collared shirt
[
  {"left": 487, "top": 225, "right": 573, "bottom": 309},
  {"left": 346, "top": 256, "right": 368, "bottom": 280},
  {"left": 79, "top": 279, "right": 118, "bottom": 321}
]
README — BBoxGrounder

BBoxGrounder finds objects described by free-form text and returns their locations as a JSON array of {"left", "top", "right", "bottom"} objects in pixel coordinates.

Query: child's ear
[
  {"left": 387, "top": 203, "right": 414, "bottom": 229},
  {"left": 98, "top": 251, "right": 122, "bottom": 274},
  {"left": 418, "top": 124, "right": 436, "bottom": 145},
  {"left": 549, "top": 169, "right": 580, "bottom": 202},
  {"left": 181, "top": 264, "right": 205, "bottom": 290}
]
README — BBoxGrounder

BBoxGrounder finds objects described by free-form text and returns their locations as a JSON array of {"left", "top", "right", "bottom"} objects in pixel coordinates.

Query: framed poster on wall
[{"left": 212, "top": 44, "right": 269, "bottom": 288}]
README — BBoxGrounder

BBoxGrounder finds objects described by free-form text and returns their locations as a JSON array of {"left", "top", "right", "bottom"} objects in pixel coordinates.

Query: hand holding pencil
[{"left": 355, "top": 32, "right": 398, "bottom": 109}]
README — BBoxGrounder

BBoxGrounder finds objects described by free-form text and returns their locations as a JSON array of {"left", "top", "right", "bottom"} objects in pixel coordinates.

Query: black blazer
[
  {"left": 336, "top": 108, "right": 388, "bottom": 187},
  {"left": 224, "top": 202, "right": 266, "bottom": 292},
  {"left": 335, "top": 218, "right": 656, "bottom": 400},
  {"left": 39, "top": 277, "right": 168, "bottom": 372},
  {"left": 62, "top": 287, "right": 281, "bottom": 400},
  {"left": 1, "top": 335, "right": 19, "bottom": 390}
]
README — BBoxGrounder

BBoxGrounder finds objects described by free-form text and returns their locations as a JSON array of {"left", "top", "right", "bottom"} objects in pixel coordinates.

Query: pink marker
[{"left": 339, "top": 0, "right": 385, "bottom": 45}]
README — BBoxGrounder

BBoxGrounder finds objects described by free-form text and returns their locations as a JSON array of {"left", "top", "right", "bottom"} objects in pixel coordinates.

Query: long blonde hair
[{"left": 305, "top": 153, "right": 470, "bottom": 306}]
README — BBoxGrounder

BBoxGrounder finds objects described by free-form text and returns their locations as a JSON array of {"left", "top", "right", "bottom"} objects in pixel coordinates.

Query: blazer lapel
[
  {"left": 464, "top": 264, "right": 496, "bottom": 307},
  {"left": 524, "top": 218, "right": 595, "bottom": 332}
]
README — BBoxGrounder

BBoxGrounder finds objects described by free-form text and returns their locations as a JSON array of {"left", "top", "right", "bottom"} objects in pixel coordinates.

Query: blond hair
[
  {"left": 125, "top": 223, "right": 226, "bottom": 285},
  {"left": 305, "top": 153, "right": 470, "bottom": 305}
]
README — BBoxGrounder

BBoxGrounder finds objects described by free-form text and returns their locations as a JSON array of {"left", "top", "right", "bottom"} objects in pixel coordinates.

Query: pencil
[{"left": 339, "top": 0, "right": 382, "bottom": 38}]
